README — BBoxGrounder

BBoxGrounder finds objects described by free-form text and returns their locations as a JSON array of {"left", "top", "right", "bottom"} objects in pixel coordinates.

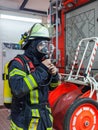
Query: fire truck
[{"left": 48, "top": 0, "right": 98, "bottom": 129}]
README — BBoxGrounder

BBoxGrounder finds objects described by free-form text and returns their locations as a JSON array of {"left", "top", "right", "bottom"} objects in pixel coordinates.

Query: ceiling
[{"left": 0, "top": 0, "right": 50, "bottom": 16}]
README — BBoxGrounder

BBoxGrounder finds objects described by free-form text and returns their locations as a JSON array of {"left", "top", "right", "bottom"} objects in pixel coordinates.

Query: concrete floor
[{"left": 0, "top": 107, "right": 10, "bottom": 130}]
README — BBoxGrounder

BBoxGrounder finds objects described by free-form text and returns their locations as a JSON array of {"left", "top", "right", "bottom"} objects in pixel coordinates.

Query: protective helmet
[
  {"left": 28, "top": 23, "right": 50, "bottom": 40},
  {"left": 21, "top": 23, "right": 50, "bottom": 49}
]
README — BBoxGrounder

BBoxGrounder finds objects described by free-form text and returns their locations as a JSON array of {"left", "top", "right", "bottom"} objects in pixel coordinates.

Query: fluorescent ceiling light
[{"left": 0, "top": 14, "right": 42, "bottom": 23}]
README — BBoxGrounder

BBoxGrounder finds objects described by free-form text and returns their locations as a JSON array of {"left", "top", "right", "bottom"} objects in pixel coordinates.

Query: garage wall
[{"left": 0, "top": 10, "right": 47, "bottom": 105}]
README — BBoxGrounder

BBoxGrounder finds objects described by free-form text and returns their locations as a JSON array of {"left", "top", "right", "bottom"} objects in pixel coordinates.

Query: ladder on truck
[
  {"left": 64, "top": 37, "right": 98, "bottom": 101},
  {"left": 49, "top": 0, "right": 63, "bottom": 62}
]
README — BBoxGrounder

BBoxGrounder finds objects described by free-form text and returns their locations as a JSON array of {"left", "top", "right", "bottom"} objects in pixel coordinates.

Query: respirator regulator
[{"left": 37, "top": 40, "right": 55, "bottom": 59}]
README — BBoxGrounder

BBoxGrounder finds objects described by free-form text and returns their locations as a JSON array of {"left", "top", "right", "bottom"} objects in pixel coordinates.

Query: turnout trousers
[{"left": 10, "top": 104, "right": 53, "bottom": 130}]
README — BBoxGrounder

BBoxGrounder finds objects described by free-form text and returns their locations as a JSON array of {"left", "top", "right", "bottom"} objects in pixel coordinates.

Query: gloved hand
[
  {"left": 42, "top": 59, "right": 58, "bottom": 75},
  {"left": 42, "top": 59, "right": 51, "bottom": 68},
  {"left": 48, "top": 64, "right": 58, "bottom": 75}
]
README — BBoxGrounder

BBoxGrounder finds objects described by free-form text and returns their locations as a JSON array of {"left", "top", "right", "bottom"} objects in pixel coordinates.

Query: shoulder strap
[
  {"left": 24, "top": 56, "right": 35, "bottom": 73},
  {"left": 14, "top": 55, "right": 35, "bottom": 73},
  {"left": 14, "top": 57, "right": 24, "bottom": 66}
]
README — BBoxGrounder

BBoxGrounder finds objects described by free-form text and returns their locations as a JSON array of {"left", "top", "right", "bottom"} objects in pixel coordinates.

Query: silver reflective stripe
[
  {"left": 10, "top": 120, "right": 23, "bottom": 130},
  {"left": 9, "top": 68, "right": 26, "bottom": 77},
  {"left": 4, "top": 97, "right": 12, "bottom": 103},
  {"left": 50, "top": 82, "right": 60, "bottom": 88},
  {"left": 31, "top": 109, "right": 40, "bottom": 117},
  {"left": 28, "top": 109, "right": 40, "bottom": 130},
  {"left": 28, "top": 118, "right": 39, "bottom": 130},
  {"left": 24, "top": 74, "right": 38, "bottom": 90},
  {"left": 30, "top": 90, "right": 39, "bottom": 104}
]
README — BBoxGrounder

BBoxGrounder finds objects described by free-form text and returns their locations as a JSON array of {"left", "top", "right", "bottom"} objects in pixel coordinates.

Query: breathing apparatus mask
[{"left": 37, "top": 40, "right": 55, "bottom": 60}]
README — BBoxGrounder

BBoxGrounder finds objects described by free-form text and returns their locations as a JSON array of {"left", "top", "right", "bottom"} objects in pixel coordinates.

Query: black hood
[{"left": 24, "top": 39, "right": 47, "bottom": 65}]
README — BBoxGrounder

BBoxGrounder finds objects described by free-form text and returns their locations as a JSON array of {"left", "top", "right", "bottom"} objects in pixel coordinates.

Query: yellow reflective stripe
[
  {"left": 30, "top": 90, "right": 39, "bottom": 104},
  {"left": 50, "top": 81, "right": 60, "bottom": 88},
  {"left": 46, "top": 105, "right": 51, "bottom": 113},
  {"left": 47, "top": 128, "right": 53, "bottom": 130},
  {"left": 10, "top": 120, "right": 23, "bottom": 130},
  {"left": 9, "top": 68, "right": 26, "bottom": 77},
  {"left": 4, "top": 97, "right": 12, "bottom": 103},
  {"left": 29, "top": 109, "right": 40, "bottom": 130},
  {"left": 46, "top": 106, "right": 53, "bottom": 123},
  {"left": 31, "top": 109, "right": 40, "bottom": 117},
  {"left": 24, "top": 77, "right": 32, "bottom": 90},
  {"left": 29, "top": 118, "right": 39, "bottom": 130},
  {"left": 48, "top": 113, "right": 53, "bottom": 125},
  {"left": 24, "top": 74, "right": 38, "bottom": 90},
  {"left": 29, "top": 74, "right": 38, "bottom": 87}
]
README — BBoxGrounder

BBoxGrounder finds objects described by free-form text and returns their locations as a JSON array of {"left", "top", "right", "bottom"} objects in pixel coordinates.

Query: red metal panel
[
  {"left": 52, "top": 0, "right": 93, "bottom": 73},
  {"left": 62, "top": 0, "right": 90, "bottom": 13},
  {"left": 57, "top": 10, "right": 65, "bottom": 73}
]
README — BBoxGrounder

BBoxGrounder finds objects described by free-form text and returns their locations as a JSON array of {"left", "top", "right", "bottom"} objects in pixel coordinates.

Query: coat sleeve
[
  {"left": 49, "top": 73, "right": 61, "bottom": 90},
  {"left": 8, "top": 60, "right": 50, "bottom": 98}
]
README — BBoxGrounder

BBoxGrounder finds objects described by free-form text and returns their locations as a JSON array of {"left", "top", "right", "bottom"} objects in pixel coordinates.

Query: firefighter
[{"left": 8, "top": 23, "right": 60, "bottom": 130}]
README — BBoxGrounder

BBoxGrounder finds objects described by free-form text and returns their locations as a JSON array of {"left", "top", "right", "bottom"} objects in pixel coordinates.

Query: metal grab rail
[
  {"left": 68, "top": 37, "right": 98, "bottom": 80},
  {"left": 86, "top": 76, "right": 98, "bottom": 102},
  {"left": 62, "top": 37, "right": 98, "bottom": 101}
]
